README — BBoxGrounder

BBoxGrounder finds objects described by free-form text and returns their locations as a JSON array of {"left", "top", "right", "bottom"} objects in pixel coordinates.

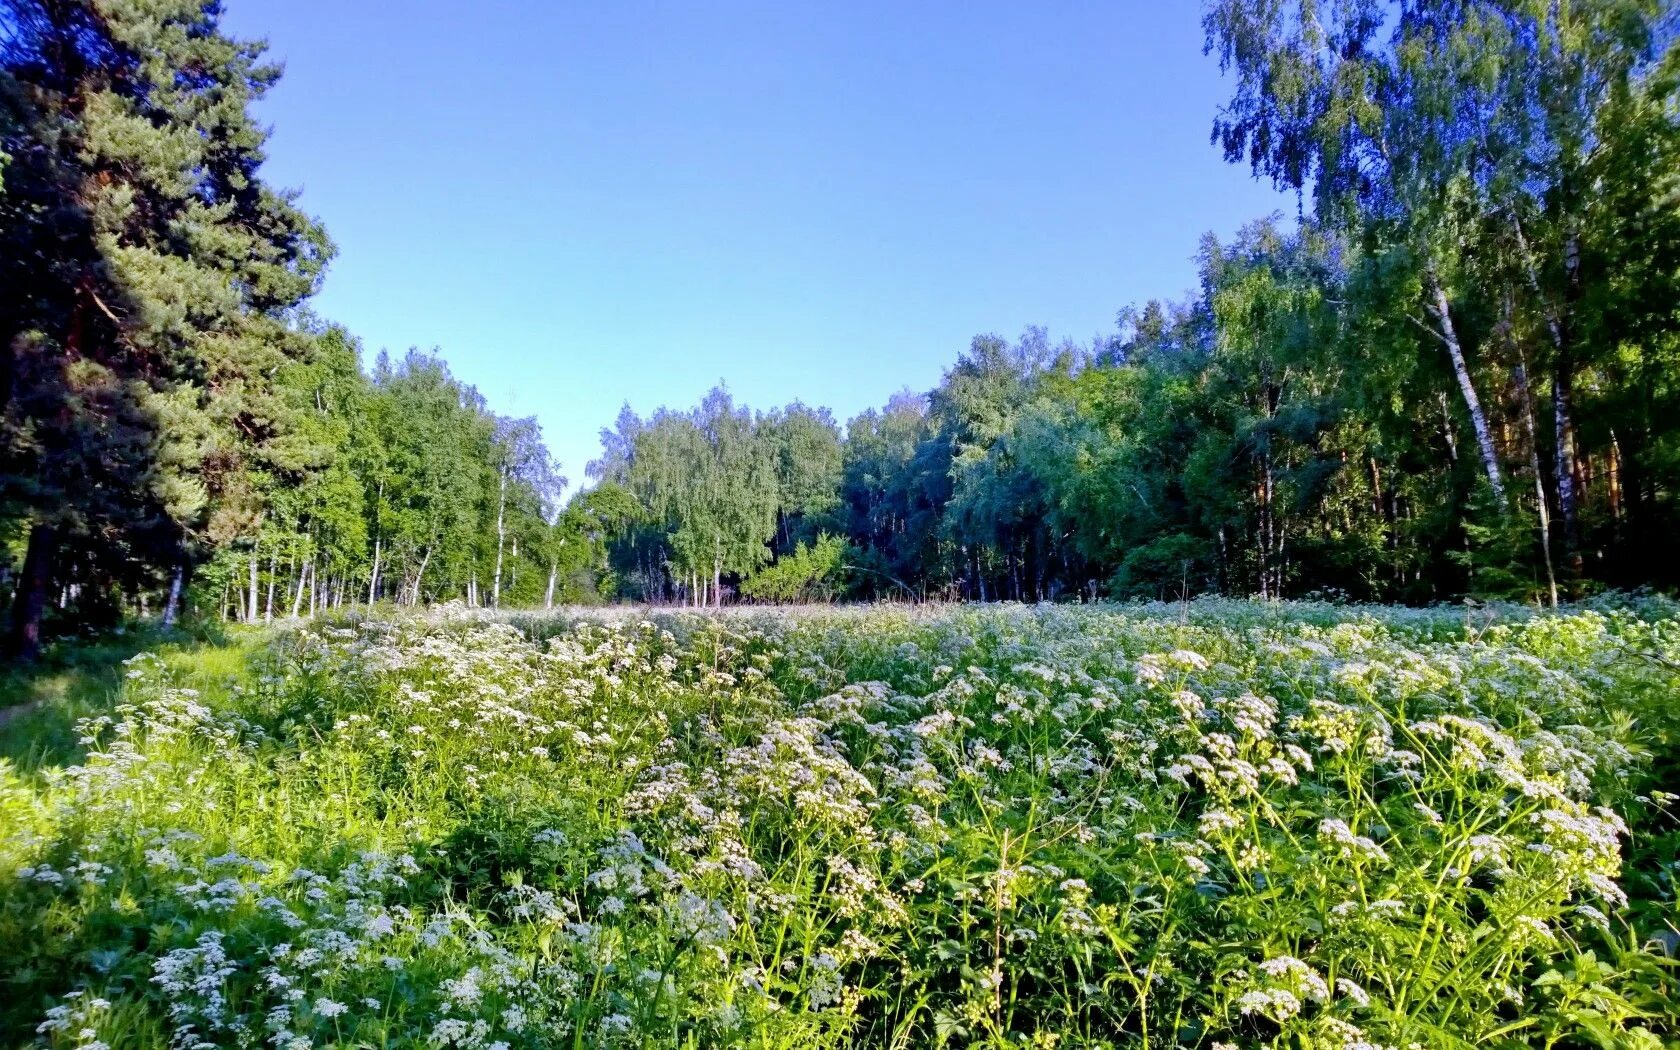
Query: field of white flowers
[{"left": 3, "top": 600, "right": 1679, "bottom": 1049}]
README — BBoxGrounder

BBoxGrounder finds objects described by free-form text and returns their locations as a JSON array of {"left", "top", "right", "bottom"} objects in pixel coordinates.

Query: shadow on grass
[{"left": 0, "top": 622, "right": 234, "bottom": 773}]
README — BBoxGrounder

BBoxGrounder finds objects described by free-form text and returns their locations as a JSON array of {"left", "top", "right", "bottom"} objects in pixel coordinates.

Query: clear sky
[{"left": 223, "top": 0, "right": 1289, "bottom": 493}]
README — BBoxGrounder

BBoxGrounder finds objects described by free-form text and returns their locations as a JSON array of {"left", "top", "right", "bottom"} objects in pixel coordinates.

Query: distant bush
[{"left": 740, "top": 534, "right": 850, "bottom": 603}]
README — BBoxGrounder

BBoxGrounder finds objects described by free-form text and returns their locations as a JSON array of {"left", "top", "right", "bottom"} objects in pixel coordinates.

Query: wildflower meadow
[{"left": 3, "top": 600, "right": 1678, "bottom": 1048}]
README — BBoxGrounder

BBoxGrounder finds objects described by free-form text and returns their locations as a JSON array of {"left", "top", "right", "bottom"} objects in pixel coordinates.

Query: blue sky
[{"left": 224, "top": 0, "right": 1289, "bottom": 492}]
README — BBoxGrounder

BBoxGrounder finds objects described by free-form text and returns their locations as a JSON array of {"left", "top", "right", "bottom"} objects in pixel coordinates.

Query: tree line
[
  {"left": 587, "top": 0, "right": 1680, "bottom": 607},
  {"left": 0, "top": 0, "right": 592, "bottom": 658},
  {"left": 4, "top": 0, "right": 1680, "bottom": 656}
]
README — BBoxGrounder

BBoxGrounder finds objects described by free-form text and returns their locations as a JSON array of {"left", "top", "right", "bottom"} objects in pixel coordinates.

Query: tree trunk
[
  {"left": 264, "top": 551, "right": 278, "bottom": 622},
  {"left": 1425, "top": 272, "right": 1505, "bottom": 502},
  {"left": 162, "top": 562, "right": 185, "bottom": 627},
  {"left": 1438, "top": 393, "right": 1459, "bottom": 462},
  {"left": 1275, "top": 519, "right": 1287, "bottom": 599},
  {"left": 1258, "top": 455, "right": 1275, "bottom": 600},
  {"left": 1211, "top": 526, "right": 1224, "bottom": 593},
  {"left": 1512, "top": 219, "right": 1580, "bottom": 561},
  {"left": 291, "top": 561, "right": 310, "bottom": 618},
  {"left": 8, "top": 523, "right": 56, "bottom": 661},
  {"left": 546, "top": 560, "right": 558, "bottom": 609},
  {"left": 367, "top": 533, "right": 382, "bottom": 605},
  {"left": 1553, "top": 351, "right": 1582, "bottom": 578},
  {"left": 410, "top": 548, "right": 432, "bottom": 606},
  {"left": 1514, "top": 360, "right": 1560, "bottom": 607},
  {"left": 248, "top": 551, "right": 260, "bottom": 624},
  {"left": 492, "top": 471, "right": 507, "bottom": 607},
  {"left": 1607, "top": 430, "right": 1624, "bottom": 523}
]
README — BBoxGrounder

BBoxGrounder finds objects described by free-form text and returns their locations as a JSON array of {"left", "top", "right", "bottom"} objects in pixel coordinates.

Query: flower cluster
[{"left": 4, "top": 599, "right": 1678, "bottom": 1047}]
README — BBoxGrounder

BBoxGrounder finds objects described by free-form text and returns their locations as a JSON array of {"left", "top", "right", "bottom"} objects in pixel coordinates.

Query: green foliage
[
  {"left": 7, "top": 0, "right": 1680, "bottom": 639},
  {"left": 740, "top": 534, "right": 850, "bottom": 603},
  {"left": 595, "top": 390, "right": 844, "bottom": 605},
  {"left": 3, "top": 602, "right": 1678, "bottom": 1046},
  {"left": 1, "top": 0, "right": 331, "bottom": 652},
  {"left": 0, "top": 2, "right": 573, "bottom": 642}
]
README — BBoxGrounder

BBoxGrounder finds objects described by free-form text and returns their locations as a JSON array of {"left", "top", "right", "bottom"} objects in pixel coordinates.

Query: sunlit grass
[{"left": 3, "top": 600, "right": 1678, "bottom": 1048}]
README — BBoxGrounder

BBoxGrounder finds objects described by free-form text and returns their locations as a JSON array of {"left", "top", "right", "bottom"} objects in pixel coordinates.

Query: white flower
[{"left": 1336, "top": 977, "right": 1371, "bottom": 1008}]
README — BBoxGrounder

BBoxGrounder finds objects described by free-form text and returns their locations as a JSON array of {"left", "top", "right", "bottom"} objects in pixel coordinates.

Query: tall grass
[{"left": 2, "top": 600, "right": 1677, "bottom": 1048}]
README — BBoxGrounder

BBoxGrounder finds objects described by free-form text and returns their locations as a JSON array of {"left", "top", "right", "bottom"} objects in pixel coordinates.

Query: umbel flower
[{"left": 4, "top": 600, "right": 1675, "bottom": 1047}]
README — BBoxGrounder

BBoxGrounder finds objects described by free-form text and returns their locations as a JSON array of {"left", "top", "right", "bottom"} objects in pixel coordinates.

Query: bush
[{"left": 740, "top": 534, "right": 850, "bottom": 603}]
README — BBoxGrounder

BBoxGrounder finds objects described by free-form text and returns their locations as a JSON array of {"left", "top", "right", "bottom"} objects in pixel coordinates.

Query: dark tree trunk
[
  {"left": 1513, "top": 359, "right": 1560, "bottom": 607},
  {"left": 1553, "top": 350, "right": 1582, "bottom": 580},
  {"left": 9, "top": 523, "right": 56, "bottom": 661}
]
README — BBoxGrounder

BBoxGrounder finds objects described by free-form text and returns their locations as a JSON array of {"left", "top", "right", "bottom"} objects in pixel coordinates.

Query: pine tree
[{"left": 1, "top": 0, "right": 329, "bottom": 656}]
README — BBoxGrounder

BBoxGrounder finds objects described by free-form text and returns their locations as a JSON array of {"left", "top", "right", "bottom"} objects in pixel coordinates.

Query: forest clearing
[
  {"left": 8, "top": 0, "right": 1680, "bottom": 1045},
  {"left": 3, "top": 600, "right": 1679, "bottom": 1046}
]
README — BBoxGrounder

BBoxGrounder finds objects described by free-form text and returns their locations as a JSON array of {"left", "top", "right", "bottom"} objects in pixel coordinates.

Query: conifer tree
[{"left": 1, "top": 0, "right": 329, "bottom": 656}]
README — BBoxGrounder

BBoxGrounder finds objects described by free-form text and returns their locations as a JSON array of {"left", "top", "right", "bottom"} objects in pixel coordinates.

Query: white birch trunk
[
  {"left": 1426, "top": 274, "right": 1506, "bottom": 502},
  {"left": 367, "top": 533, "right": 382, "bottom": 605},
  {"left": 1512, "top": 216, "right": 1580, "bottom": 557},
  {"left": 410, "top": 548, "right": 432, "bottom": 606},
  {"left": 1514, "top": 361, "right": 1560, "bottom": 607},
  {"left": 248, "top": 551, "right": 260, "bottom": 623},
  {"left": 292, "top": 561, "right": 310, "bottom": 618},
  {"left": 492, "top": 471, "right": 507, "bottom": 607},
  {"left": 162, "top": 564, "right": 184, "bottom": 627}
]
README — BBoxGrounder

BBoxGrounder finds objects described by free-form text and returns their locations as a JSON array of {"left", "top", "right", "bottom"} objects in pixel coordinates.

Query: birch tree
[{"left": 1204, "top": 0, "right": 1509, "bottom": 501}]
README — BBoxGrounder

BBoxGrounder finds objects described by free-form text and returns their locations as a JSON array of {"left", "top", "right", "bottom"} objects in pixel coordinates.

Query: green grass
[
  {"left": 2, "top": 601, "right": 1678, "bottom": 1048},
  {"left": 0, "top": 626, "right": 255, "bottom": 773}
]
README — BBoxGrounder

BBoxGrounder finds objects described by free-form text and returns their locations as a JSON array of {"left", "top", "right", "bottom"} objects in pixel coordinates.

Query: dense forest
[{"left": 5, "top": 1, "right": 1680, "bottom": 657}]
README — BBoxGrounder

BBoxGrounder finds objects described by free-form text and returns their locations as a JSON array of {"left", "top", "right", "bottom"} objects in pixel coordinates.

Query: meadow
[{"left": 2, "top": 600, "right": 1678, "bottom": 1049}]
